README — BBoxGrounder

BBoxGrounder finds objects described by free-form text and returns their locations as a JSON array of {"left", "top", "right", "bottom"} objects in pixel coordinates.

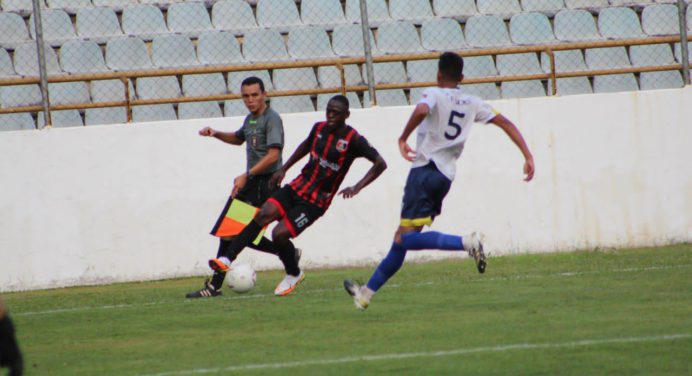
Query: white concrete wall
[{"left": 1, "top": 88, "right": 690, "bottom": 292}]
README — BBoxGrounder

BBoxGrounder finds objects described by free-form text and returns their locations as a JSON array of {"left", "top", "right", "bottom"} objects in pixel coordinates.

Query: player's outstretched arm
[
  {"left": 270, "top": 137, "right": 311, "bottom": 187},
  {"left": 199, "top": 126, "right": 243, "bottom": 145},
  {"left": 398, "top": 103, "right": 430, "bottom": 161},
  {"left": 339, "top": 155, "right": 387, "bottom": 199},
  {"left": 489, "top": 114, "right": 535, "bottom": 182}
]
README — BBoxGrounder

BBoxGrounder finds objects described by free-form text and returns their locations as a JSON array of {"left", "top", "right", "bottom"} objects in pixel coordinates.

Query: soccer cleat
[
  {"left": 343, "top": 279, "right": 369, "bottom": 310},
  {"left": 208, "top": 258, "right": 230, "bottom": 272},
  {"left": 464, "top": 232, "right": 486, "bottom": 274},
  {"left": 185, "top": 279, "right": 223, "bottom": 298},
  {"left": 274, "top": 271, "right": 305, "bottom": 296}
]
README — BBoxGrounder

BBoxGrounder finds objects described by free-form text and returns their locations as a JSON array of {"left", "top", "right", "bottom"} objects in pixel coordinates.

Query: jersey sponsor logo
[
  {"left": 336, "top": 139, "right": 349, "bottom": 152},
  {"left": 318, "top": 157, "right": 341, "bottom": 172}
]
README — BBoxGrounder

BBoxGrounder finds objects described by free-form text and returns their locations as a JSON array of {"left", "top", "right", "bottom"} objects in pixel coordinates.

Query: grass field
[{"left": 4, "top": 244, "right": 691, "bottom": 375}]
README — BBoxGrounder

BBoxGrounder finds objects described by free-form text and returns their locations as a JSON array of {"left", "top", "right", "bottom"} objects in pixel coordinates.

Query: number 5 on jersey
[{"left": 445, "top": 111, "right": 465, "bottom": 140}]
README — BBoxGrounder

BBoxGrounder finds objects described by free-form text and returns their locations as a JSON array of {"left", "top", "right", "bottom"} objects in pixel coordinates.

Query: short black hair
[
  {"left": 438, "top": 52, "right": 464, "bottom": 82},
  {"left": 328, "top": 94, "right": 349, "bottom": 110},
  {"left": 241, "top": 76, "right": 265, "bottom": 92}
]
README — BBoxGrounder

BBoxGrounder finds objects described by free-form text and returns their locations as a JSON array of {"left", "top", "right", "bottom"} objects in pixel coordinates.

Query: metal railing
[{"left": 0, "top": 0, "right": 689, "bottom": 129}]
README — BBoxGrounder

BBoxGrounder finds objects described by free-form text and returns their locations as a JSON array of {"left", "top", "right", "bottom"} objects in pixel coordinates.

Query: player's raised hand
[
  {"left": 524, "top": 157, "right": 535, "bottom": 182},
  {"left": 398, "top": 139, "right": 416, "bottom": 161},
  {"left": 199, "top": 126, "right": 216, "bottom": 137},
  {"left": 338, "top": 186, "right": 360, "bottom": 199},
  {"left": 270, "top": 169, "right": 285, "bottom": 187}
]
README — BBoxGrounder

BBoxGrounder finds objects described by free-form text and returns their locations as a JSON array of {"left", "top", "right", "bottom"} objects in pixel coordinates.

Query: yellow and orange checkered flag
[{"left": 214, "top": 200, "right": 267, "bottom": 245}]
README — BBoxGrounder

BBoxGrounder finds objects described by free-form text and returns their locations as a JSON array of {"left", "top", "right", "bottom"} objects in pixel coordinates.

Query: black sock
[
  {"left": 0, "top": 314, "right": 23, "bottom": 376},
  {"left": 248, "top": 237, "right": 278, "bottom": 255},
  {"left": 222, "top": 220, "right": 263, "bottom": 260},
  {"left": 209, "top": 239, "right": 233, "bottom": 290},
  {"left": 210, "top": 271, "right": 226, "bottom": 291},
  {"left": 276, "top": 240, "right": 301, "bottom": 276},
  {"left": 216, "top": 239, "right": 231, "bottom": 258}
]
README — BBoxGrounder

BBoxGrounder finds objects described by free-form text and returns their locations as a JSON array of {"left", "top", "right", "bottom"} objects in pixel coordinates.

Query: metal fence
[{"left": 0, "top": 0, "right": 689, "bottom": 130}]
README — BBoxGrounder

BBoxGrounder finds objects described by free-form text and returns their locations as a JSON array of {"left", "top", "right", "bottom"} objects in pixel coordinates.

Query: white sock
[
  {"left": 218, "top": 256, "right": 231, "bottom": 267},
  {"left": 360, "top": 286, "right": 375, "bottom": 301}
]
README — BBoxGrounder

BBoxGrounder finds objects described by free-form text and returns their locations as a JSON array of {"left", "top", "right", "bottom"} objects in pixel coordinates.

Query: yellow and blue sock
[
  {"left": 366, "top": 242, "right": 407, "bottom": 292},
  {"left": 400, "top": 231, "right": 463, "bottom": 251},
  {"left": 366, "top": 232, "right": 465, "bottom": 292}
]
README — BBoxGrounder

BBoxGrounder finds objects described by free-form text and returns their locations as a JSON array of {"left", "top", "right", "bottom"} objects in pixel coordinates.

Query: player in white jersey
[
  {"left": 344, "top": 52, "right": 535, "bottom": 310},
  {"left": 410, "top": 87, "right": 496, "bottom": 181}
]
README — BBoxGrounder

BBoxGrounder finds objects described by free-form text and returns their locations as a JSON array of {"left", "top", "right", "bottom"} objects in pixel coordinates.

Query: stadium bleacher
[
  {"left": 75, "top": 7, "right": 122, "bottom": 42},
  {"left": 179, "top": 73, "right": 226, "bottom": 119},
  {"left": 300, "top": 0, "right": 347, "bottom": 28},
  {"left": 0, "top": 0, "right": 689, "bottom": 128}
]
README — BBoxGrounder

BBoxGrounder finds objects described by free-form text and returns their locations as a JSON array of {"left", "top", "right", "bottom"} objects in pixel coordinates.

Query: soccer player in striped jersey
[
  {"left": 344, "top": 52, "right": 535, "bottom": 310},
  {"left": 209, "top": 95, "right": 387, "bottom": 296}
]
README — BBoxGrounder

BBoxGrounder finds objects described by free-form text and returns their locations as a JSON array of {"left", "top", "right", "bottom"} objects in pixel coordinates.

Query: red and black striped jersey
[{"left": 289, "top": 121, "right": 380, "bottom": 210}]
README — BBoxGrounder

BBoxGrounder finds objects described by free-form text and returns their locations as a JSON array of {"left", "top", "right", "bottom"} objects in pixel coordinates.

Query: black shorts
[
  {"left": 210, "top": 173, "right": 277, "bottom": 235},
  {"left": 266, "top": 186, "right": 325, "bottom": 238}
]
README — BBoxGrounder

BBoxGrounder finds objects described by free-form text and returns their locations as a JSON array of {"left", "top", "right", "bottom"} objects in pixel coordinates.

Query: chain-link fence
[
  {"left": 371, "top": 0, "right": 691, "bottom": 103},
  {"left": 0, "top": 0, "right": 690, "bottom": 130}
]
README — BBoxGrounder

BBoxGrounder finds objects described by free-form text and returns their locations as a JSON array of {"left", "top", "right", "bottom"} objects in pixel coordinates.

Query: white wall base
[{"left": 1, "top": 87, "right": 690, "bottom": 291}]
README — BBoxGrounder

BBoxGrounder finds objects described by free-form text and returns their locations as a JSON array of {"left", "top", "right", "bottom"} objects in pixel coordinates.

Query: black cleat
[{"left": 185, "top": 279, "right": 222, "bottom": 299}]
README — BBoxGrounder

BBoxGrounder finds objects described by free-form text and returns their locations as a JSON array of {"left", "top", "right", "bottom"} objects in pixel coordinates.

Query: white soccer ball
[{"left": 225, "top": 263, "right": 256, "bottom": 294}]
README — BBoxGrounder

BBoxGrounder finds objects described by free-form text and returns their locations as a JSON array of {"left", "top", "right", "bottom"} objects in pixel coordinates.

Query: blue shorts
[{"left": 400, "top": 162, "right": 452, "bottom": 227}]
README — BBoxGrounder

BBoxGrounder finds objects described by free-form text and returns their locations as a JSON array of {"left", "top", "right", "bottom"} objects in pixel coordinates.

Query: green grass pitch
[{"left": 5, "top": 244, "right": 691, "bottom": 375}]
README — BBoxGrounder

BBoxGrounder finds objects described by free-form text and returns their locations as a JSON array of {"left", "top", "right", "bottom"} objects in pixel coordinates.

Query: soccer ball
[{"left": 225, "top": 263, "right": 256, "bottom": 294}]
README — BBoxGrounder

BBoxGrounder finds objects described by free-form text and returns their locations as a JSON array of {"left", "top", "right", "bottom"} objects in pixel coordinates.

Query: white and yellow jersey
[{"left": 412, "top": 87, "right": 498, "bottom": 181}]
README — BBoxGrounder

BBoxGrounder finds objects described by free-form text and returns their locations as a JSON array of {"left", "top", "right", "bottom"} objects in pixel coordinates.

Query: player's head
[
  {"left": 240, "top": 76, "right": 267, "bottom": 115},
  {"left": 326, "top": 95, "right": 350, "bottom": 127},
  {"left": 437, "top": 52, "right": 464, "bottom": 85}
]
